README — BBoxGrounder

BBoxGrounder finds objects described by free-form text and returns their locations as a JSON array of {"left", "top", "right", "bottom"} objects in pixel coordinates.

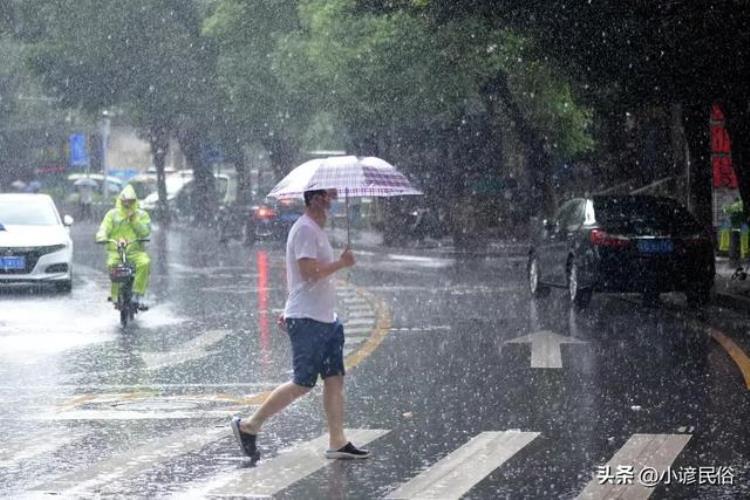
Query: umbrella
[
  {"left": 74, "top": 177, "right": 98, "bottom": 188},
  {"left": 267, "top": 155, "right": 422, "bottom": 244}
]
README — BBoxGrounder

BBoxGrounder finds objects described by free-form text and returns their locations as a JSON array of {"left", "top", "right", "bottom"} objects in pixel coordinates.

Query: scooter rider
[{"left": 95, "top": 185, "right": 152, "bottom": 308}]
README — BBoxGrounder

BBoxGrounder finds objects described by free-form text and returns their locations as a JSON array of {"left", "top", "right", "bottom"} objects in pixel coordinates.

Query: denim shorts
[{"left": 286, "top": 318, "right": 345, "bottom": 388}]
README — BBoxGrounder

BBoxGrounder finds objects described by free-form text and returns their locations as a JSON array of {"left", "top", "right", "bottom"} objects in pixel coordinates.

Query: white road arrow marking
[
  {"left": 505, "top": 330, "right": 588, "bottom": 369},
  {"left": 141, "top": 328, "right": 231, "bottom": 371}
]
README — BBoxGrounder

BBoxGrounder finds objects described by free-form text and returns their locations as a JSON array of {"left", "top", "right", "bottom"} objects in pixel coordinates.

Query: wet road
[{"left": 1, "top": 222, "right": 749, "bottom": 498}]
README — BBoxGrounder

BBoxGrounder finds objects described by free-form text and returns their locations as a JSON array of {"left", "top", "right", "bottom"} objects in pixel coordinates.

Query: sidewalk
[{"left": 714, "top": 257, "right": 750, "bottom": 313}]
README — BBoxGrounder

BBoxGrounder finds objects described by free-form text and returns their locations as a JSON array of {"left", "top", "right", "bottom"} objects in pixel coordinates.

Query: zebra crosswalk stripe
[
  {"left": 12, "top": 429, "right": 693, "bottom": 498},
  {"left": 0, "top": 433, "right": 83, "bottom": 467},
  {"left": 30, "top": 426, "right": 227, "bottom": 496},
  {"left": 386, "top": 431, "right": 539, "bottom": 500},
  {"left": 199, "top": 428, "right": 389, "bottom": 498},
  {"left": 577, "top": 433, "right": 691, "bottom": 500},
  {"left": 345, "top": 318, "right": 375, "bottom": 327}
]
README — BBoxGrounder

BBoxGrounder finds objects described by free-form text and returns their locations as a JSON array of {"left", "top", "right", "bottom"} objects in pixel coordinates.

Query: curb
[{"left": 714, "top": 291, "right": 750, "bottom": 314}]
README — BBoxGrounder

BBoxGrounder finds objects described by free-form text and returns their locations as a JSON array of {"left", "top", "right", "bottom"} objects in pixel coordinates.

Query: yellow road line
[
  {"left": 57, "top": 394, "right": 99, "bottom": 412},
  {"left": 58, "top": 390, "right": 158, "bottom": 411},
  {"left": 241, "top": 285, "right": 392, "bottom": 405},
  {"left": 619, "top": 298, "right": 750, "bottom": 392},
  {"left": 233, "top": 392, "right": 273, "bottom": 405},
  {"left": 202, "top": 285, "right": 392, "bottom": 406},
  {"left": 345, "top": 288, "right": 391, "bottom": 370},
  {"left": 709, "top": 327, "right": 750, "bottom": 390},
  {"left": 59, "top": 284, "right": 392, "bottom": 411}
]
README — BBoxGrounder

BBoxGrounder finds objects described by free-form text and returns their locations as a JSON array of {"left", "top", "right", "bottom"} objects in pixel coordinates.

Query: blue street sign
[
  {"left": 201, "top": 144, "right": 224, "bottom": 165},
  {"left": 69, "top": 133, "right": 90, "bottom": 168}
]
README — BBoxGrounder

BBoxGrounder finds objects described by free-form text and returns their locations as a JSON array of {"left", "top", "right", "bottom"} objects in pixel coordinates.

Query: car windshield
[
  {"left": 0, "top": 200, "right": 59, "bottom": 226},
  {"left": 593, "top": 197, "right": 702, "bottom": 234},
  {"left": 143, "top": 175, "right": 192, "bottom": 201},
  {"left": 165, "top": 176, "right": 188, "bottom": 196}
]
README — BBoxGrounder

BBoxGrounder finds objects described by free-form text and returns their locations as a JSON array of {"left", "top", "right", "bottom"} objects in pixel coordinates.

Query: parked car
[
  {"left": 528, "top": 195, "right": 715, "bottom": 309},
  {"left": 140, "top": 171, "right": 194, "bottom": 214},
  {"left": 245, "top": 198, "right": 305, "bottom": 245},
  {"left": 380, "top": 197, "right": 445, "bottom": 246},
  {"left": 141, "top": 171, "right": 238, "bottom": 222},
  {"left": 127, "top": 173, "right": 158, "bottom": 200},
  {"left": 0, "top": 194, "right": 74, "bottom": 292}
]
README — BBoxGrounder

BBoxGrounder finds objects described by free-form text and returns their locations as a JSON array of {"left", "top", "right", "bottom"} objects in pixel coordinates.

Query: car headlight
[{"left": 39, "top": 244, "right": 67, "bottom": 254}]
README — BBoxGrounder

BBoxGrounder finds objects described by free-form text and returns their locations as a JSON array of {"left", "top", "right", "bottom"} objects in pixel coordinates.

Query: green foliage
[
  {"left": 0, "top": 33, "right": 69, "bottom": 131},
  {"left": 301, "top": 111, "right": 348, "bottom": 151},
  {"left": 204, "top": 0, "right": 308, "bottom": 145},
  {"left": 0, "top": 0, "right": 12, "bottom": 35},
  {"left": 279, "top": 0, "right": 592, "bottom": 161},
  {"left": 286, "top": 0, "right": 472, "bottom": 125},
  {"left": 22, "top": 0, "right": 217, "bottom": 130}
]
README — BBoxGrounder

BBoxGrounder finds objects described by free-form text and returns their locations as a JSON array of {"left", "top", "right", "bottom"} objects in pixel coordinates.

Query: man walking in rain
[
  {"left": 95, "top": 185, "right": 151, "bottom": 308},
  {"left": 231, "top": 188, "right": 371, "bottom": 462}
]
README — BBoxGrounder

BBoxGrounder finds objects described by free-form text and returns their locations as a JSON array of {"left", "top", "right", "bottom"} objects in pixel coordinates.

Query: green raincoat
[{"left": 96, "top": 185, "right": 151, "bottom": 297}]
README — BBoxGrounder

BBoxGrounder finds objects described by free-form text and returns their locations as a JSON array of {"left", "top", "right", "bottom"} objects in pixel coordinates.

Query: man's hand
[
  {"left": 276, "top": 313, "right": 288, "bottom": 333},
  {"left": 340, "top": 248, "right": 355, "bottom": 268},
  {"left": 298, "top": 248, "right": 355, "bottom": 282}
]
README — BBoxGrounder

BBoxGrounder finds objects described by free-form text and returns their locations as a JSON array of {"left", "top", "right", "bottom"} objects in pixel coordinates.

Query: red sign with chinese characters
[{"left": 711, "top": 103, "right": 738, "bottom": 189}]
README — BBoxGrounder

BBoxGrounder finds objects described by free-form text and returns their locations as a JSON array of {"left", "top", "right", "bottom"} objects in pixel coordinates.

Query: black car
[
  {"left": 528, "top": 195, "right": 715, "bottom": 309},
  {"left": 244, "top": 198, "right": 304, "bottom": 245}
]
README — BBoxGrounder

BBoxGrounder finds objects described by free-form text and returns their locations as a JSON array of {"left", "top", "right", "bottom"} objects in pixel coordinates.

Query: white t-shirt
[{"left": 283, "top": 213, "right": 336, "bottom": 323}]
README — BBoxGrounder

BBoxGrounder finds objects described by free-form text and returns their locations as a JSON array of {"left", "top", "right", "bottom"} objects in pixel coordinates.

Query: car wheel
[
  {"left": 568, "top": 260, "right": 592, "bottom": 309},
  {"left": 55, "top": 279, "right": 72, "bottom": 293},
  {"left": 528, "top": 254, "right": 550, "bottom": 298},
  {"left": 686, "top": 283, "right": 712, "bottom": 308}
]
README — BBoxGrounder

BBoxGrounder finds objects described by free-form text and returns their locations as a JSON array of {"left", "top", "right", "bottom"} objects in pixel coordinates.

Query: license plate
[
  {"left": 0, "top": 256, "right": 26, "bottom": 269},
  {"left": 637, "top": 239, "right": 673, "bottom": 254}
]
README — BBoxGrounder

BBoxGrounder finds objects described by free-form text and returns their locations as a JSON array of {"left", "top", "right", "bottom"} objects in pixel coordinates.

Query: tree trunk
[
  {"left": 148, "top": 125, "right": 170, "bottom": 225},
  {"left": 722, "top": 98, "right": 750, "bottom": 224},
  {"left": 178, "top": 126, "right": 216, "bottom": 225},
  {"left": 263, "top": 135, "right": 298, "bottom": 182},
  {"left": 683, "top": 102, "right": 713, "bottom": 230},
  {"left": 669, "top": 104, "right": 689, "bottom": 204},
  {"left": 225, "top": 137, "right": 251, "bottom": 205},
  {"left": 485, "top": 72, "right": 556, "bottom": 219}
]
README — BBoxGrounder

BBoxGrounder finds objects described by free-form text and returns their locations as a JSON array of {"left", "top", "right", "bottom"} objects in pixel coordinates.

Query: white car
[
  {"left": 141, "top": 171, "right": 194, "bottom": 212},
  {"left": 0, "top": 194, "right": 74, "bottom": 292}
]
